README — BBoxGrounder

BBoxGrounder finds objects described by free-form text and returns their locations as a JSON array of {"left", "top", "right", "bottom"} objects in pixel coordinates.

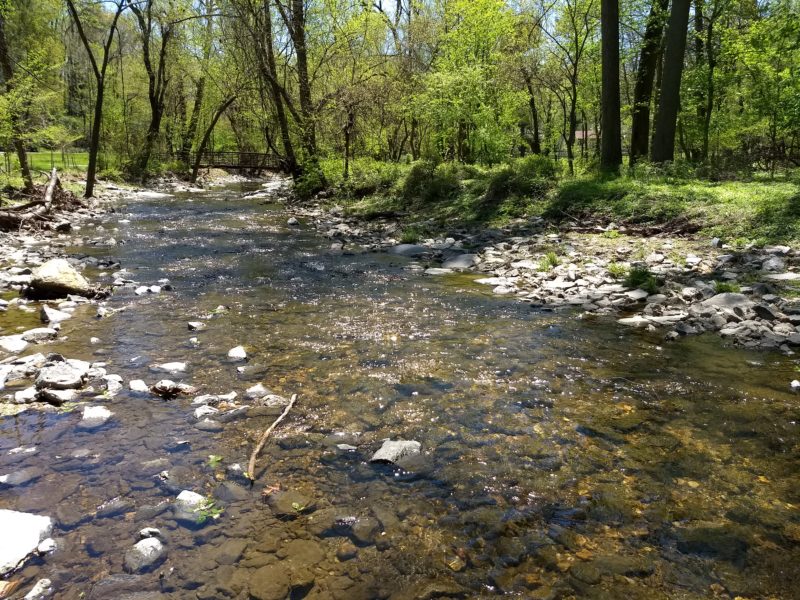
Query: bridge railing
[{"left": 153, "top": 151, "right": 283, "bottom": 170}]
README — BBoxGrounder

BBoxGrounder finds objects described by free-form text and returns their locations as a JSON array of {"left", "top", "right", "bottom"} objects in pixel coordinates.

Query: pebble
[{"left": 227, "top": 346, "right": 247, "bottom": 360}]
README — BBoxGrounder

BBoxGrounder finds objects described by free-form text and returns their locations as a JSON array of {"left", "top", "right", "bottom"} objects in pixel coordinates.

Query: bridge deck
[{"left": 157, "top": 151, "right": 283, "bottom": 170}]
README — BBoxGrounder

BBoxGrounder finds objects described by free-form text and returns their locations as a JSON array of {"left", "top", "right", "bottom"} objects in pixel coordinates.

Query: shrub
[
  {"left": 400, "top": 226, "right": 424, "bottom": 244},
  {"left": 399, "top": 161, "right": 461, "bottom": 205},
  {"left": 294, "top": 161, "right": 327, "bottom": 200},
  {"left": 515, "top": 155, "right": 560, "bottom": 180},
  {"left": 624, "top": 266, "right": 659, "bottom": 294}
]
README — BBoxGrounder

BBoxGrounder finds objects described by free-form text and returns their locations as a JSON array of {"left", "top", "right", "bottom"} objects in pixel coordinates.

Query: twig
[{"left": 246, "top": 394, "right": 297, "bottom": 486}]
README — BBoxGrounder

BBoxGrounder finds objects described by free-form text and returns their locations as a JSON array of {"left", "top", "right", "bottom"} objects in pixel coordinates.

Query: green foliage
[
  {"left": 713, "top": 280, "right": 741, "bottom": 293},
  {"left": 538, "top": 251, "right": 560, "bottom": 272},
  {"left": 399, "top": 161, "right": 462, "bottom": 206},
  {"left": 195, "top": 497, "right": 224, "bottom": 524},
  {"left": 399, "top": 226, "right": 424, "bottom": 244},
  {"left": 294, "top": 162, "right": 328, "bottom": 201},
  {"left": 207, "top": 454, "right": 223, "bottom": 468},
  {"left": 607, "top": 262, "right": 627, "bottom": 279},
  {"left": 624, "top": 267, "right": 659, "bottom": 295}
]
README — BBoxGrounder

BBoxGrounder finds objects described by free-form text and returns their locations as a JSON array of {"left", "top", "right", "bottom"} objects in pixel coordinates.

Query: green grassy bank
[{"left": 313, "top": 157, "right": 800, "bottom": 247}]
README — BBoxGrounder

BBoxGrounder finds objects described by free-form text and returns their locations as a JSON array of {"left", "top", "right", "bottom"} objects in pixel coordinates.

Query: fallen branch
[
  {"left": 43, "top": 167, "right": 59, "bottom": 211},
  {"left": 246, "top": 393, "right": 298, "bottom": 486}
]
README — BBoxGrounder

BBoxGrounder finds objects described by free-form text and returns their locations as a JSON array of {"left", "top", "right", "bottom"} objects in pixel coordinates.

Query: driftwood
[
  {"left": 0, "top": 168, "right": 78, "bottom": 231},
  {"left": 247, "top": 393, "right": 298, "bottom": 485}
]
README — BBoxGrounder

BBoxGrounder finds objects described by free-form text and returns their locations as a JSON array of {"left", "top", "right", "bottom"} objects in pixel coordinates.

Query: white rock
[
  {"left": 24, "top": 578, "right": 53, "bottom": 600},
  {"left": 21, "top": 328, "right": 58, "bottom": 343},
  {"left": 246, "top": 383, "right": 270, "bottom": 399},
  {"left": 123, "top": 537, "right": 165, "bottom": 573},
  {"left": 791, "top": 380, "right": 800, "bottom": 393},
  {"left": 152, "top": 361, "right": 187, "bottom": 374},
  {"left": 0, "top": 510, "right": 53, "bottom": 576},
  {"left": 129, "top": 379, "right": 149, "bottom": 393},
  {"left": 78, "top": 406, "right": 113, "bottom": 429},
  {"left": 194, "top": 405, "right": 219, "bottom": 419},
  {"left": 0, "top": 335, "right": 28, "bottom": 354},
  {"left": 227, "top": 346, "right": 247, "bottom": 360},
  {"left": 40, "top": 305, "right": 71, "bottom": 324}
]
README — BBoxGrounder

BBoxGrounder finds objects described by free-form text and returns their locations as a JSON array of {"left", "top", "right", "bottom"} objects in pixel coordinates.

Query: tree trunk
[
  {"left": 85, "top": 82, "right": 105, "bottom": 199},
  {"left": 600, "top": 0, "right": 622, "bottom": 171},
  {"left": 181, "top": 3, "right": 214, "bottom": 162},
  {"left": 650, "top": 0, "right": 691, "bottom": 163},
  {"left": 700, "top": 19, "right": 715, "bottom": 161},
  {"left": 629, "top": 0, "right": 669, "bottom": 165},
  {"left": 263, "top": 1, "right": 297, "bottom": 174},
  {"left": 523, "top": 75, "right": 542, "bottom": 154},
  {"left": 191, "top": 96, "right": 236, "bottom": 182},
  {"left": 0, "top": 12, "right": 34, "bottom": 192}
]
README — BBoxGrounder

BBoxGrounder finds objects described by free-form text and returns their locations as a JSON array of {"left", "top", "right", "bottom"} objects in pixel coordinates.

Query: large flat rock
[
  {"left": 0, "top": 509, "right": 53, "bottom": 575},
  {"left": 27, "top": 259, "right": 92, "bottom": 299}
]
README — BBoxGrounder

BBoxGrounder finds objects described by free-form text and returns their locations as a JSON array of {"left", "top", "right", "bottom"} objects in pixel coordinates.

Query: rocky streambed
[{"left": 0, "top": 177, "right": 799, "bottom": 599}]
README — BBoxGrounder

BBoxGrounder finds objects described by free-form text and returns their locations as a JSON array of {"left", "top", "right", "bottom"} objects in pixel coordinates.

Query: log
[
  {"left": 246, "top": 394, "right": 298, "bottom": 485},
  {"left": 43, "top": 167, "right": 59, "bottom": 211},
  {"left": 0, "top": 168, "right": 60, "bottom": 231}
]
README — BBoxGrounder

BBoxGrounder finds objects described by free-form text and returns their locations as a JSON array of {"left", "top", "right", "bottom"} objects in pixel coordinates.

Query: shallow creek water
[{"left": 1, "top": 182, "right": 799, "bottom": 600}]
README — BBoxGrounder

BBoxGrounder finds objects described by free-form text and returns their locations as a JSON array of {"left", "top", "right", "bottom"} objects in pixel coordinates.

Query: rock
[
  {"left": 21, "top": 328, "right": 58, "bottom": 343},
  {"left": 336, "top": 541, "right": 358, "bottom": 561},
  {"left": 625, "top": 289, "right": 649, "bottom": 301},
  {"left": 23, "top": 578, "right": 53, "bottom": 600},
  {"left": 37, "top": 388, "right": 76, "bottom": 406},
  {"left": 287, "top": 217, "right": 299, "bottom": 226},
  {"left": 195, "top": 418, "right": 223, "bottom": 432},
  {"left": 40, "top": 304, "right": 71, "bottom": 324},
  {"left": 424, "top": 268, "right": 453, "bottom": 276},
  {"left": 351, "top": 516, "right": 381, "bottom": 546},
  {"left": 139, "top": 527, "right": 161, "bottom": 539},
  {"left": 0, "top": 509, "right": 53, "bottom": 576},
  {"left": 762, "top": 256, "right": 785, "bottom": 272},
  {"left": 370, "top": 439, "right": 421, "bottom": 464},
  {"left": 245, "top": 383, "right": 272, "bottom": 399},
  {"left": 151, "top": 361, "right": 187, "bottom": 374},
  {"left": 14, "top": 387, "right": 37, "bottom": 403},
  {"left": 249, "top": 564, "right": 290, "bottom": 600},
  {"left": 702, "top": 293, "right": 754, "bottom": 313},
  {"left": 78, "top": 406, "right": 113, "bottom": 429},
  {"left": 790, "top": 380, "right": 800, "bottom": 393},
  {"left": 0, "top": 335, "right": 28, "bottom": 354},
  {"left": 753, "top": 304, "right": 780, "bottom": 321},
  {"left": 765, "top": 272, "right": 800, "bottom": 281},
  {"left": 123, "top": 537, "right": 166, "bottom": 573},
  {"left": 194, "top": 405, "right": 219, "bottom": 419},
  {"left": 35, "top": 362, "right": 87, "bottom": 390},
  {"left": 27, "top": 258, "right": 92, "bottom": 299},
  {"left": 129, "top": 379, "right": 149, "bottom": 393},
  {"left": 442, "top": 254, "right": 478, "bottom": 270},
  {"left": 0, "top": 467, "right": 43, "bottom": 487},
  {"left": 227, "top": 346, "right": 247, "bottom": 360},
  {"left": 267, "top": 490, "right": 315, "bottom": 518},
  {"left": 174, "top": 490, "right": 206, "bottom": 524},
  {"left": 389, "top": 244, "right": 428, "bottom": 257},
  {"left": 215, "top": 538, "right": 247, "bottom": 565},
  {"left": 187, "top": 321, "right": 206, "bottom": 331},
  {"left": 151, "top": 379, "right": 195, "bottom": 398}
]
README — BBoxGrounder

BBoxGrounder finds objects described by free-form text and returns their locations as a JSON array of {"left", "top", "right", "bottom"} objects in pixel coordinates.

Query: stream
[{"left": 1, "top": 180, "right": 799, "bottom": 600}]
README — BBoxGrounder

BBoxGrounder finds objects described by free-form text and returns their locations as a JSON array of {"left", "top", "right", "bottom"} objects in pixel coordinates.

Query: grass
[
  {"left": 538, "top": 251, "right": 561, "bottom": 271},
  {"left": 624, "top": 266, "right": 660, "bottom": 294},
  {"left": 321, "top": 158, "right": 799, "bottom": 246},
  {"left": 714, "top": 280, "right": 741, "bottom": 293},
  {"left": 607, "top": 262, "right": 628, "bottom": 279}
]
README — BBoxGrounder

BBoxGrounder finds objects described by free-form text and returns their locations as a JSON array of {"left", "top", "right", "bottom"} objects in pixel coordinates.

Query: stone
[
  {"left": 442, "top": 254, "right": 478, "bottom": 270},
  {"left": 370, "top": 439, "right": 421, "bottom": 464},
  {"left": 424, "top": 268, "right": 453, "bottom": 276},
  {"left": 78, "top": 406, "right": 113, "bottom": 429},
  {"left": 187, "top": 321, "right": 206, "bottom": 331},
  {"left": 37, "top": 388, "right": 76, "bottom": 406},
  {"left": 287, "top": 217, "right": 299, "bottom": 226},
  {"left": 245, "top": 383, "right": 272, "bottom": 399},
  {"left": 0, "top": 335, "right": 28, "bottom": 354},
  {"left": 790, "top": 380, "right": 800, "bottom": 393},
  {"left": 249, "top": 564, "right": 290, "bottom": 600},
  {"left": 151, "top": 379, "right": 194, "bottom": 398},
  {"left": 227, "top": 346, "right": 247, "bottom": 360},
  {"left": 21, "top": 328, "right": 58, "bottom": 343},
  {"left": 753, "top": 304, "right": 780, "bottom": 321},
  {"left": 27, "top": 258, "right": 92, "bottom": 299},
  {"left": 23, "top": 578, "right": 53, "bottom": 600},
  {"left": 215, "top": 539, "right": 248, "bottom": 565},
  {"left": 625, "top": 289, "right": 649, "bottom": 301},
  {"left": 389, "top": 244, "right": 428, "bottom": 257},
  {"left": 0, "top": 467, "right": 43, "bottom": 487},
  {"left": 139, "top": 527, "right": 161, "bottom": 539},
  {"left": 0, "top": 510, "right": 53, "bottom": 576},
  {"left": 267, "top": 490, "right": 315, "bottom": 518},
  {"left": 40, "top": 304, "right": 71, "bottom": 324},
  {"left": 151, "top": 362, "right": 187, "bottom": 374},
  {"left": 129, "top": 379, "right": 149, "bottom": 393},
  {"left": 762, "top": 256, "right": 785, "bottom": 272},
  {"left": 123, "top": 537, "right": 166, "bottom": 573},
  {"left": 174, "top": 490, "right": 206, "bottom": 524},
  {"left": 702, "top": 293, "right": 754, "bottom": 312},
  {"left": 194, "top": 405, "right": 219, "bottom": 419},
  {"left": 765, "top": 272, "right": 800, "bottom": 281},
  {"left": 35, "top": 362, "right": 87, "bottom": 390},
  {"left": 195, "top": 418, "right": 224, "bottom": 432},
  {"left": 14, "top": 387, "right": 38, "bottom": 403}
]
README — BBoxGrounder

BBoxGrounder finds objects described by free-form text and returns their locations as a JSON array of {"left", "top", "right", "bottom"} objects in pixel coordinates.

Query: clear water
[{"left": 1, "top": 182, "right": 799, "bottom": 599}]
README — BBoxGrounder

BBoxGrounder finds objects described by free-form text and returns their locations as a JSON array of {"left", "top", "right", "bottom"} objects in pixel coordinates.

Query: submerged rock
[
  {"left": 370, "top": 439, "right": 421, "bottom": 464},
  {"left": 27, "top": 258, "right": 92, "bottom": 299},
  {"left": 35, "top": 361, "right": 88, "bottom": 390},
  {"left": 174, "top": 490, "right": 207, "bottom": 524},
  {"left": 78, "top": 406, "right": 114, "bottom": 429},
  {"left": 0, "top": 509, "right": 53, "bottom": 576},
  {"left": 442, "top": 254, "right": 478, "bottom": 270},
  {"left": 389, "top": 244, "right": 428, "bottom": 257},
  {"left": 23, "top": 578, "right": 53, "bottom": 600},
  {"left": 151, "top": 361, "right": 187, "bottom": 374},
  {"left": 123, "top": 537, "right": 166, "bottom": 573},
  {"left": 151, "top": 379, "right": 195, "bottom": 398}
]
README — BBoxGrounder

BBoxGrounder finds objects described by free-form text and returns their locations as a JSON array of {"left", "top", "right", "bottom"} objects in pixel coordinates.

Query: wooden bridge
[{"left": 159, "top": 151, "right": 284, "bottom": 171}]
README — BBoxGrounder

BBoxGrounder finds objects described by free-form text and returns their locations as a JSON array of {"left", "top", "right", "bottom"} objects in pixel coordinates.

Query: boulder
[
  {"left": 249, "top": 564, "right": 290, "bottom": 600},
  {"left": 35, "top": 362, "right": 88, "bottom": 390},
  {"left": 0, "top": 510, "right": 53, "bottom": 576},
  {"left": 123, "top": 538, "right": 166, "bottom": 573},
  {"left": 27, "top": 259, "right": 92, "bottom": 299},
  {"left": 0, "top": 335, "right": 28, "bottom": 354},
  {"left": 442, "top": 254, "right": 478, "bottom": 270},
  {"left": 370, "top": 439, "right": 421, "bottom": 464}
]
